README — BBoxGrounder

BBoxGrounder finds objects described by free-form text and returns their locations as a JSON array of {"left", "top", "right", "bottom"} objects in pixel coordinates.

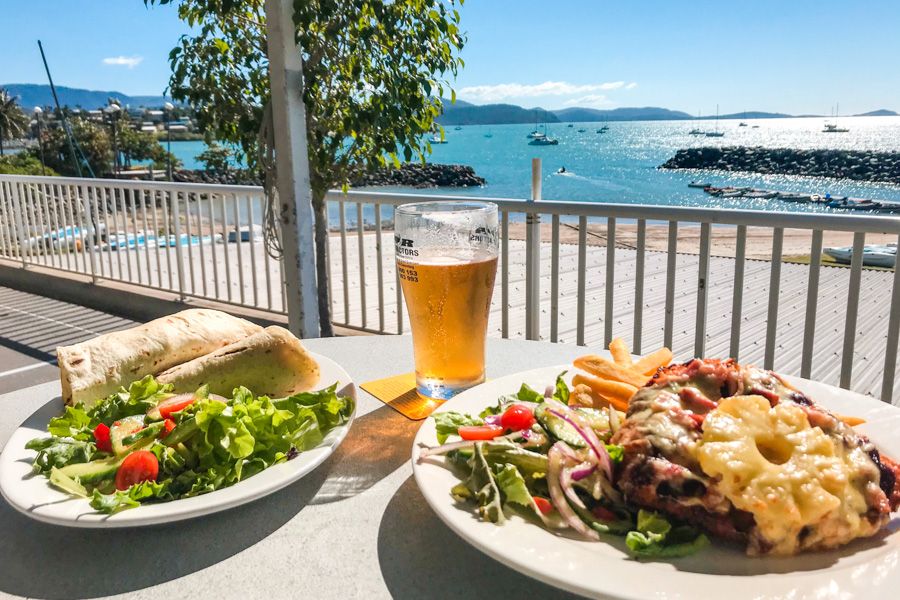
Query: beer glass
[{"left": 395, "top": 201, "right": 499, "bottom": 399}]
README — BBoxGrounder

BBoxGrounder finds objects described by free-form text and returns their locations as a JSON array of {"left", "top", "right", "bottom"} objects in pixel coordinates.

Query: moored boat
[{"left": 825, "top": 245, "right": 896, "bottom": 268}]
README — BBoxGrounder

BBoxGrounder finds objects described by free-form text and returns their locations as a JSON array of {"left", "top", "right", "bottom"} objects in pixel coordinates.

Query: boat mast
[{"left": 38, "top": 40, "right": 94, "bottom": 177}]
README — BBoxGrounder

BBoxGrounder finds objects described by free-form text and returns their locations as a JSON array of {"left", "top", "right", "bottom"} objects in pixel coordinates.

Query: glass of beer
[{"left": 395, "top": 201, "right": 499, "bottom": 399}]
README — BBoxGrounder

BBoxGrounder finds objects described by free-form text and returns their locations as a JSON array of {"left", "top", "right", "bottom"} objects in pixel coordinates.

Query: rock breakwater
[
  {"left": 660, "top": 147, "right": 900, "bottom": 184},
  {"left": 173, "top": 163, "right": 485, "bottom": 189}
]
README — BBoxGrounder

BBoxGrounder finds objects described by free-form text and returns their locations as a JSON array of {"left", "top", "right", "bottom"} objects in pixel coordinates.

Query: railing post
[
  {"left": 78, "top": 183, "right": 98, "bottom": 283},
  {"left": 525, "top": 158, "right": 541, "bottom": 340},
  {"left": 172, "top": 191, "right": 187, "bottom": 301},
  {"left": 10, "top": 182, "right": 28, "bottom": 267}
]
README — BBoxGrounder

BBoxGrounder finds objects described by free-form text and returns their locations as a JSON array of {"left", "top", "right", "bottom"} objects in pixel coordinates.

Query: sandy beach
[{"left": 506, "top": 222, "right": 897, "bottom": 261}]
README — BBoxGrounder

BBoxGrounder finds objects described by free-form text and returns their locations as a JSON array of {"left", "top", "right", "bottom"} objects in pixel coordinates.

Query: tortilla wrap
[
  {"left": 156, "top": 326, "right": 320, "bottom": 397},
  {"left": 58, "top": 309, "right": 262, "bottom": 406}
]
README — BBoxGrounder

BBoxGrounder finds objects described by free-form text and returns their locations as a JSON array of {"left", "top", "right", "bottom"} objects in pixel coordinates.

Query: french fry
[
  {"left": 609, "top": 338, "right": 632, "bottom": 366},
  {"left": 836, "top": 414, "right": 867, "bottom": 427},
  {"left": 573, "top": 355, "right": 649, "bottom": 388},
  {"left": 569, "top": 383, "right": 598, "bottom": 408},
  {"left": 572, "top": 373, "right": 635, "bottom": 411},
  {"left": 634, "top": 347, "right": 673, "bottom": 376}
]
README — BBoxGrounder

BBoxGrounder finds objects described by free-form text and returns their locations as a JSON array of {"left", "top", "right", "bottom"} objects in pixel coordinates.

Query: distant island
[
  {"left": 3, "top": 83, "right": 171, "bottom": 110},
  {"left": 4, "top": 83, "right": 898, "bottom": 125}
]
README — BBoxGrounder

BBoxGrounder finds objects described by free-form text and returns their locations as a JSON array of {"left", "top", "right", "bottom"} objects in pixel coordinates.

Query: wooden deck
[{"left": 328, "top": 233, "right": 900, "bottom": 404}]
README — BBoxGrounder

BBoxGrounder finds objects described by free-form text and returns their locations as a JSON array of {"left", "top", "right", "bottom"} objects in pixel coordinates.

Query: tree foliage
[
  {"left": 0, "top": 153, "right": 59, "bottom": 176},
  {"left": 0, "top": 88, "right": 30, "bottom": 155},
  {"left": 38, "top": 118, "right": 113, "bottom": 177},
  {"left": 147, "top": 0, "right": 466, "bottom": 333},
  {"left": 196, "top": 141, "right": 234, "bottom": 172}
]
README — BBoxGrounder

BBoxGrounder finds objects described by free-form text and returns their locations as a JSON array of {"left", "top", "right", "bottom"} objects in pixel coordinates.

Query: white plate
[
  {"left": 0, "top": 352, "right": 355, "bottom": 528},
  {"left": 412, "top": 365, "right": 900, "bottom": 600}
]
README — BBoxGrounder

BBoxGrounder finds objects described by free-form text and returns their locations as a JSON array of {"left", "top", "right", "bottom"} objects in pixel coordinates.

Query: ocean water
[{"left": 165, "top": 116, "right": 900, "bottom": 214}]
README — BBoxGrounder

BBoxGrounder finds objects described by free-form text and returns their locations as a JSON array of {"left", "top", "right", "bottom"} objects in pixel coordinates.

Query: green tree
[
  {"left": 0, "top": 153, "right": 59, "bottom": 176},
  {"left": 117, "top": 124, "right": 181, "bottom": 171},
  {"left": 148, "top": 0, "right": 465, "bottom": 334},
  {"left": 196, "top": 141, "right": 233, "bottom": 172},
  {"left": 0, "top": 88, "right": 29, "bottom": 156},
  {"left": 39, "top": 117, "right": 113, "bottom": 177}
]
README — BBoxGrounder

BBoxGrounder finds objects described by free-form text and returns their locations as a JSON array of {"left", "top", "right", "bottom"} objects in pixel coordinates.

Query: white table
[{"left": 0, "top": 336, "right": 585, "bottom": 600}]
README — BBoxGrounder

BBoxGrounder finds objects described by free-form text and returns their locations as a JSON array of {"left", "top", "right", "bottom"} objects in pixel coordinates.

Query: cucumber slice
[
  {"left": 121, "top": 422, "right": 164, "bottom": 446},
  {"left": 49, "top": 467, "right": 89, "bottom": 497},
  {"left": 163, "top": 417, "right": 199, "bottom": 446},
  {"left": 534, "top": 404, "right": 586, "bottom": 447},
  {"left": 57, "top": 455, "right": 124, "bottom": 485},
  {"left": 111, "top": 415, "right": 145, "bottom": 456}
]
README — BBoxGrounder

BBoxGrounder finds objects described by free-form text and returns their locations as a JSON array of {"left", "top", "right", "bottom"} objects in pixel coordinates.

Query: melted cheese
[{"left": 696, "top": 395, "right": 881, "bottom": 555}]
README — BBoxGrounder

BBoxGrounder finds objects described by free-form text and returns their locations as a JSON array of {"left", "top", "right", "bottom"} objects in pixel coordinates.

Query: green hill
[
  {"left": 2, "top": 83, "right": 170, "bottom": 110},
  {"left": 437, "top": 102, "right": 560, "bottom": 125}
]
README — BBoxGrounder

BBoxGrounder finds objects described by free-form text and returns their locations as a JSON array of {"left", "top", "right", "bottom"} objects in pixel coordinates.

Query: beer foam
[{"left": 400, "top": 250, "right": 496, "bottom": 265}]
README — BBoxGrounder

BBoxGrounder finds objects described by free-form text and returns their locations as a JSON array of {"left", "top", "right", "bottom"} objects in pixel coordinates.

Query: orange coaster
[{"left": 360, "top": 373, "right": 446, "bottom": 420}]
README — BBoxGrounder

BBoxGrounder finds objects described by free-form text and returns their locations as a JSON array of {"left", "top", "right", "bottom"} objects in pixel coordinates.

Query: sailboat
[
  {"left": 823, "top": 103, "right": 849, "bottom": 133},
  {"left": 705, "top": 105, "right": 724, "bottom": 137},
  {"left": 689, "top": 109, "right": 704, "bottom": 135},
  {"left": 528, "top": 124, "right": 559, "bottom": 145}
]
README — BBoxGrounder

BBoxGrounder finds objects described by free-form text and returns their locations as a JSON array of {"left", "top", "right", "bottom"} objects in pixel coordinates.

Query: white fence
[{"left": 2, "top": 173, "right": 900, "bottom": 403}]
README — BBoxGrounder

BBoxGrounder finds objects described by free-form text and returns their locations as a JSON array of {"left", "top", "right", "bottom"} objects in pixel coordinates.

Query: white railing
[
  {"left": 2, "top": 173, "right": 900, "bottom": 404},
  {"left": 0, "top": 175, "right": 284, "bottom": 314}
]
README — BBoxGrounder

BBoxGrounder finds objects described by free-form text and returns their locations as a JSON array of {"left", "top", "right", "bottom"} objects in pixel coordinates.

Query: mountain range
[
  {"left": 4, "top": 83, "right": 897, "bottom": 124},
  {"left": 3, "top": 84, "right": 170, "bottom": 111}
]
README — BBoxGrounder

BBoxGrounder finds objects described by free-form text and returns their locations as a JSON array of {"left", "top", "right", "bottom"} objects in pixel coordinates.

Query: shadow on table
[
  {"left": 377, "top": 475, "right": 578, "bottom": 600},
  {"left": 310, "top": 403, "right": 421, "bottom": 505},
  {"left": 0, "top": 396, "right": 337, "bottom": 600}
]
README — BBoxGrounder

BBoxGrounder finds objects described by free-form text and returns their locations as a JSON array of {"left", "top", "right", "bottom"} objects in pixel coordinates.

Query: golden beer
[
  {"left": 398, "top": 253, "right": 498, "bottom": 393},
  {"left": 395, "top": 201, "right": 499, "bottom": 399}
]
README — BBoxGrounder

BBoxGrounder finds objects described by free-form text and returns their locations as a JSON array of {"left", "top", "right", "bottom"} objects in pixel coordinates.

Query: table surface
[{"left": 0, "top": 336, "right": 586, "bottom": 600}]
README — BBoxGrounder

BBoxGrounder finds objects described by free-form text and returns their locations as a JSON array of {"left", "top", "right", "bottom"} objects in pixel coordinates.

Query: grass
[{"left": 782, "top": 253, "right": 894, "bottom": 271}]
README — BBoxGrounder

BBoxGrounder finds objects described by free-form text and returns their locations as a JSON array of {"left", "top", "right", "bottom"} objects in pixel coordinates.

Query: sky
[{"left": 2, "top": 0, "right": 899, "bottom": 115}]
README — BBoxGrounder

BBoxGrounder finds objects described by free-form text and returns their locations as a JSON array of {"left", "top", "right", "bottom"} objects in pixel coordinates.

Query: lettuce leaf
[
  {"left": 552, "top": 372, "right": 570, "bottom": 403},
  {"left": 433, "top": 411, "right": 482, "bottom": 444},
  {"left": 32, "top": 377, "right": 353, "bottom": 514},
  {"left": 495, "top": 463, "right": 533, "bottom": 507},
  {"left": 625, "top": 510, "right": 709, "bottom": 558},
  {"left": 26, "top": 436, "right": 96, "bottom": 474},
  {"left": 90, "top": 480, "right": 173, "bottom": 514},
  {"left": 89, "top": 376, "right": 174, "bottom": 425}
]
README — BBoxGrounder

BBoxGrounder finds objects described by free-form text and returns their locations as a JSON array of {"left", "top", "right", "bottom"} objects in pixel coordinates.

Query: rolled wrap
[
  {"left": 57, "top": 309, "right": 262, "bottom": 406},
  {"left": 156, "top": 326, "right": 320, "bottom": 398}
]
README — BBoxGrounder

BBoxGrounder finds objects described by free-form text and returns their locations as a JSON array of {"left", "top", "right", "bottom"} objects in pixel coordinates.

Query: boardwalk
[{"left": 10, "top": 231, "right": 899, "bottom": 403}]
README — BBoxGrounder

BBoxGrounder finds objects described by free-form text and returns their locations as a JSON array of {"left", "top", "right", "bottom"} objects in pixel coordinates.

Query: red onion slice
[
  {"left": 548, "top": 444, "right": 600, "bottom": 540},
  {"left": 545, "top": 400, "right": 614, "bottom": 481}
]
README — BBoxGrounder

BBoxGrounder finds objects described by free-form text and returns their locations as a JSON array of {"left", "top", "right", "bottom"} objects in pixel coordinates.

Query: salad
[
  {"left": 26, "top": 375, "right": 353, "bottom": 514},
  {"left": 419, "top": 374, "right": 709, "bottom": 558}
]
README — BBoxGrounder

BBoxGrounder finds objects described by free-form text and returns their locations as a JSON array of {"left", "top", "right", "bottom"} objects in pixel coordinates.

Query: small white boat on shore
[{"left": 825, "top": 245, "right": 896, "bottom": 268}]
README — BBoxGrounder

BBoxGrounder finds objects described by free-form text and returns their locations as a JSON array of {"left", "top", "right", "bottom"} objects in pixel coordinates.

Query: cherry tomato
[
  {"left": 161, "top": 419, "right": 176, "bottom": 438},
  {"left": 591, "top": 505, "right": 617, "bottom": 522},
  {"left": 93, "top": 423, "right": 112, "bottom": 453},
  {"left": 499, "top": 404, "right": 536, "bottom": 431},
  {"left": 156, "top": 394, "right": 196, "bottom": 419},
  {"left": 115, "top": 451, "right": 159, "bottom": 491},
  {"left": 533, "top": 496, "right": 554, "bottom": 515},
  {"left": 458, "top": 425, "right": 505, "bottom": 441}
]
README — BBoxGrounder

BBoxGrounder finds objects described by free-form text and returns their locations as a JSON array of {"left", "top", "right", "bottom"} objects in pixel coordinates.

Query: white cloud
[
  {"left": 102, "top": 56, "right": 143, "bottom": 69},
  {"left": 459, "top": 80, "right": 621, "bottom": 102},
  {"left": 625, "top": 82, "right": 638, "bottom": 90},
  {"left": 563, "top": 94, "right": 611, "bottom": 108}
]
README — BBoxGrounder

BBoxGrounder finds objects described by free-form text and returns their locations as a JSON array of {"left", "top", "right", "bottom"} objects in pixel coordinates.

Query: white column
[{"left": 264, "top": 0, "right": 321, "bottom": 337}]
